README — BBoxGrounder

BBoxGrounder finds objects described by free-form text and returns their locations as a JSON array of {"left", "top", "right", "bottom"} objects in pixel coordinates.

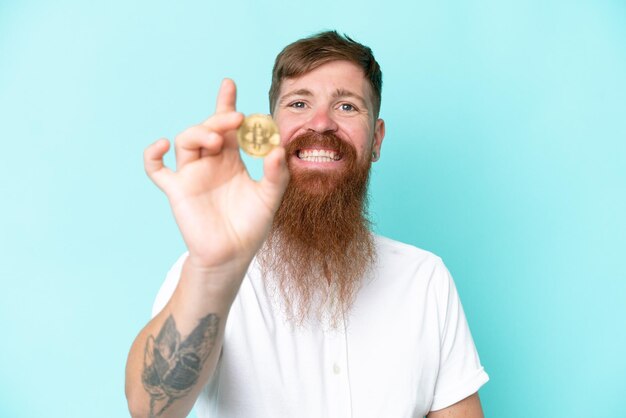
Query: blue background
[{"left": 1, "top": 0, "right": 625, "bottom": 417}]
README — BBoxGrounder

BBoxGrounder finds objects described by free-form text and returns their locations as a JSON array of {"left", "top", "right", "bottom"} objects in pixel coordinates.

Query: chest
[{"left": 203, "top": 274, "right": 443, "bottom": 418}]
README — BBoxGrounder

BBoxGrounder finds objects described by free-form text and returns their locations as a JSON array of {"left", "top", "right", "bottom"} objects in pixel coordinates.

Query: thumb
[{"left": 259, "top": 147, "right": 290, "bottom": 211}]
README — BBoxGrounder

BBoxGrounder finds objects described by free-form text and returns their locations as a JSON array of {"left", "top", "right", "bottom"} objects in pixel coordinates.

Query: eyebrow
[
  {"left": 278, "top": 88, "right": 368, "bottom": 108},
  {"left": 278, "top": 89, "right": 313, "bottom": 105},
  {"left": 332, "top": 88, "right": 367, "bottom": 108}
]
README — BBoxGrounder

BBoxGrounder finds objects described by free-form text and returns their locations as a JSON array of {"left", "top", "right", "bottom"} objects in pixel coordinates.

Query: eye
[
  {"left": 288, "top": 101, "right": 306, "bottom": 109},
  {"left": 339, "top": 103, "right": 357, "bottom": 112}
]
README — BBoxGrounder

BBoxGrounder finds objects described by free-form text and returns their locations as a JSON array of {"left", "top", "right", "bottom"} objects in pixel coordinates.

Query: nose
[{"left": 304, "top": 107, "right": 338, "bottom": 133}]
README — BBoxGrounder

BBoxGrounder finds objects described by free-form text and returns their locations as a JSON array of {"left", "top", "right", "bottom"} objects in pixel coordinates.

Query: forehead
[{"left": 278, "top": 60, "right": 372, "bottom": 101}]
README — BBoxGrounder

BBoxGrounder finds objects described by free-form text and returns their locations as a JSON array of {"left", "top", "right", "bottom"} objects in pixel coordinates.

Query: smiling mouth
[{"left": 296, "top": 148, "right": 341, "bottom": 162}]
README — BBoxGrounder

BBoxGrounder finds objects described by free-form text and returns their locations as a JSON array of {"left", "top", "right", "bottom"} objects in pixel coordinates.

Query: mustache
[{"left": 284, "top": 131, "right": 356, "bottom": 161}]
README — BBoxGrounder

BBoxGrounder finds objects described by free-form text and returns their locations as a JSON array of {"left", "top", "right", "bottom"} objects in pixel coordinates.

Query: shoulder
[
  {"left": 370, "top": 234, "right": 455, "bottom": 297},
  {"left": 373, "top": 234, "right": 446, "bottom": 271}
]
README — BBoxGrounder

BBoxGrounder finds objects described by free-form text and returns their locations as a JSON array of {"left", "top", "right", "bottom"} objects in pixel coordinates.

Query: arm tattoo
[{"left": 141, "top": 314, "right": 220, "bottom": 417}]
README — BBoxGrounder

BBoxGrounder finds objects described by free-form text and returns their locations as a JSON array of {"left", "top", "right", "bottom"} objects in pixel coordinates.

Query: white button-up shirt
[{"left": 153, "top": 235, "right": 489, "bottom": 417}]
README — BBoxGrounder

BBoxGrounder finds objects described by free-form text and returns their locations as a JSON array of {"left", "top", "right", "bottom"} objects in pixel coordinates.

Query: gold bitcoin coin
[{"left": 237, "top": 114, "right": 281, "bottom": 157}]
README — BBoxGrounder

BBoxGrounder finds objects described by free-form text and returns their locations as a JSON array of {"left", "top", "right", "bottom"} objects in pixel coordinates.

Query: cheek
[
  {"left": 275, "top": 114, "right": 305, "bottom": 146},
  {"left": 276, "top": 119, "right": 295, "bottom": 145},
  {"left": 345, "top": 126, "right": 374, "bottom": 156},
  {"left": 278, "top": 125, "right": 300, "bottom": 146}
]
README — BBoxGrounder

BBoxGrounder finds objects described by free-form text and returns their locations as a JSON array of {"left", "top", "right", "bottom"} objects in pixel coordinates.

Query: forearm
[{"left": 125, "top": 258, "right": 247, "bottom": 418}]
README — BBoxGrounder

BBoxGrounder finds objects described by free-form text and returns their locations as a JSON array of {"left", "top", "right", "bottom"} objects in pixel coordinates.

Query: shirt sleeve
[
  {"left": 151, "top": 252, "right": 189, "bottom": 318},
  {"left": 429, "top": 260, "right": 489, "bottom": 411}
]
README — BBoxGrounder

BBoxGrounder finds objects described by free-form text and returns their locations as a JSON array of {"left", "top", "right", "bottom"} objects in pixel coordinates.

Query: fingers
[
  {"left": 214, "top": 78, "right": 237, "bottom": 114},
  {"left": 200, "top": 111, "right": 244, "bottom": 135},
  {"left": 144, "top": 139, "right": 174, "bottom": 191},
  {"left": 199, "top": 110, "right": 244, "bottom": 153},
  {"left": 175, "top": 113, "right": 244, "bottom": 168},
  {"left": 195, "top": 79, "right": 242, "bottom": 154},
  {"left": 259, "top": 146, "right": 290, "bottom": 211},
  {"left": 175, "top": 126, "right": 222, "bottom": 168}
]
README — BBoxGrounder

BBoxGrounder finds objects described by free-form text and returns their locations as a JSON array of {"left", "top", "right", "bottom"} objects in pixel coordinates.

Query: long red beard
[{"left": 258, "top": 131, "right": 376, "bottom": 326}]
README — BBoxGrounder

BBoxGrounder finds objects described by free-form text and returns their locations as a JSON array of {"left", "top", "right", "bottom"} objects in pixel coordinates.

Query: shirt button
[{"left": 333, "top": 363, "right": 341, "bottom": 374}]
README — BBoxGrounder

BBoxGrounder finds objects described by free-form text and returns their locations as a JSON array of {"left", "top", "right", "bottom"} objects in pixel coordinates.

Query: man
[{"left": 125, "top": 31, "right": 488, "bottom": 418}]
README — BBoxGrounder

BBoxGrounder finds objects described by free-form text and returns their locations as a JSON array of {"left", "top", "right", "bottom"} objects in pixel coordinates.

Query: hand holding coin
[
  {"left": 143, "top": 79, "right": 289, "bottom": 272},
  {"left": 237, "top": 114, "right": 281, "bottom": 157}
]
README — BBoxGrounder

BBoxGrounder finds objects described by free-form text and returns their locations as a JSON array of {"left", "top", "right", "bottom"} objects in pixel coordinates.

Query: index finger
[{"left": 215, "top": 78, "right": 237, "bottom": 114}]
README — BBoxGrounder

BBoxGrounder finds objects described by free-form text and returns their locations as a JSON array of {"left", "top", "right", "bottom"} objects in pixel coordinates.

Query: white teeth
[
  {"left": 298, "top": 149, "right": 339, "bottom": 162},
  {"left": 302, "top": 156, "right": 333, "bottom": 162}
]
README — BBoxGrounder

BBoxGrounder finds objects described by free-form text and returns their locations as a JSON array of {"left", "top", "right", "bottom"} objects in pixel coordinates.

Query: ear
[{"left": 372, "top": 118, "right": 385, "bottom": 162}]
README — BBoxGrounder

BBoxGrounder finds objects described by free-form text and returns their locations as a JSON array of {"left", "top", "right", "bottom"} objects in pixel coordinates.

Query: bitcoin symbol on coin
[{"left": 237, "top": 114, "right": 280, "bottom": 157}]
